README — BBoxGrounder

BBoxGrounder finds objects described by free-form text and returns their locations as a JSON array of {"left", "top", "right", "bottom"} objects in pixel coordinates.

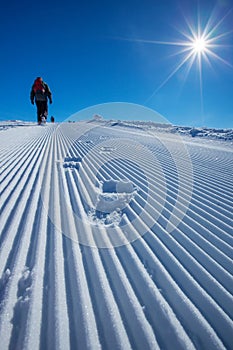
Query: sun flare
[
  {"left": 122, "top": 8, "right": 232, "bottom": 105},
  {"left": 133, "top": 9, "right": 233, "bottom": 107},
  {"left": 191, "top": 37, "right": 208, "bottom": 53}
]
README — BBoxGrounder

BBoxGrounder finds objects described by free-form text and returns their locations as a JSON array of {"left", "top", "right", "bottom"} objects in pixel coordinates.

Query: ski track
[{"left": 0, "top": 122, "right": 233, "bottom": 350}]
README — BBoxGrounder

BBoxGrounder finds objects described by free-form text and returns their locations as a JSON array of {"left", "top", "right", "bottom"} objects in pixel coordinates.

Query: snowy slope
[{"left": 0, "top": 121, "right": 233, "bottom": 350}]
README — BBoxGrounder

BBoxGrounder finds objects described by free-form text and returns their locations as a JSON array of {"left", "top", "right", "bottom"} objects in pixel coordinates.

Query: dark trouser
[{"left": 36, "top": 100, "right": 48, "bottom": 123}]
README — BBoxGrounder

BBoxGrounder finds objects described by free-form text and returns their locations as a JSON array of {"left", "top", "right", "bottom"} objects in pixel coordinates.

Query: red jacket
[{"left": 30, "top": 78, "right": 52, "bottom": 103}]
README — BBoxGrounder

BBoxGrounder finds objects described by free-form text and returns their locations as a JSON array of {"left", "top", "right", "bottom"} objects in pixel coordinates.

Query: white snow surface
[{"left": 0, "top": 119, "right": 233, "bottom": 350}]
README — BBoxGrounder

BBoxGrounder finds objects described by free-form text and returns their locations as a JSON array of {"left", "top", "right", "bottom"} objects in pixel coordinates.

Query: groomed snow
[{"left": 0, "top": 120, "right": 232, "bottom": 350}]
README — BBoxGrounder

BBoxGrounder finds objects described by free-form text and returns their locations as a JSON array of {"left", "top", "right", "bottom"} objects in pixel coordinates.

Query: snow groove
[{"left": 0, "top": 122, "right": 232, "bottom": 350}]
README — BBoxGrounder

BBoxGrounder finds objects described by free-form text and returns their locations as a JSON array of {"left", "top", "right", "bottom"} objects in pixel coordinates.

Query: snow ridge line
[
  {"left": 0, "top": 123, "right": 232, "bottom": 349},
  {"left": 85, "top": 149, "right": 233, "bottom": 309},
  {"left": 56, "top": 123, "right": 231, "bottom": 348},
  {"left": 71, "top": 134, "right": 232, "bottom": 260},
  {"left": 0, "top": 127, "right": 53, "bottom": 348}
]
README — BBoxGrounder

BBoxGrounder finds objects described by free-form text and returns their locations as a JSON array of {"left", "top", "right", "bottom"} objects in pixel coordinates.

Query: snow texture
[{"left": 0, "top": 119, "right": 232, "bottom": 350}]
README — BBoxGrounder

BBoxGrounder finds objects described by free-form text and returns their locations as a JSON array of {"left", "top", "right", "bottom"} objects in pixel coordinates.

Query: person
[
  {"left": 51, "top": 116, "right": 55, "bottom": 123},
  {"left": 30, "top": 77, "right": 52, "bottom": 124}
]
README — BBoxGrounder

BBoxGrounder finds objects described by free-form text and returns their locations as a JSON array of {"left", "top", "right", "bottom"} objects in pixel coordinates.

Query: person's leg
[
  {"left": 36, "top": 101, "right": 43, "bottom": 124},
  {"left": 40, "top": 101, "right": 48, "bottom": 122},
  {"left": 43, "top": 101, "right": 48, "bottom": 119}
]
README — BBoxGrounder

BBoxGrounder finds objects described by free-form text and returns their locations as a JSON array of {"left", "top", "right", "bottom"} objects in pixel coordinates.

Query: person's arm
[
  {"left": 30, "top": 86, "right": 35, "bottom": 104},
  {"left": 45, "top": 83, "right": 52, "bottom": 103}
]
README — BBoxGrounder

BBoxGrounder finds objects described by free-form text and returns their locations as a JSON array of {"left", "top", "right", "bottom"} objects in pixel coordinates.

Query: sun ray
[
  {"left": 207, "top": 30, "right": 233, "bottom": 43},
  {"left": 205, "top": 48, "right": 233, "bottom": 68},
  {"left": 145, "top": 50, "right": 195, "bottom": 103},
  {"left": 116, "top": 36, "right": 190, "bottom": 47},
  {"left": 204, "top": 8, "right": 233, "bottom": 40}
]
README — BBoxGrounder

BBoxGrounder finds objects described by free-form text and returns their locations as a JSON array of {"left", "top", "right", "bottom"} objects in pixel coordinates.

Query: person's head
[{"left": 35, "top": 77, "right": 43, "bottom": 82}]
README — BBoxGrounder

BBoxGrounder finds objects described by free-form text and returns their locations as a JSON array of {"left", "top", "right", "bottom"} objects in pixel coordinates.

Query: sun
[{"left": 191, "top": 37, "right": 208, "bottom": 53}]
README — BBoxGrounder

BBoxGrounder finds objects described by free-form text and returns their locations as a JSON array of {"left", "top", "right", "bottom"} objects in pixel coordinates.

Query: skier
[{"left": 30, "top": 77, "right": 52, "bottom": 124}]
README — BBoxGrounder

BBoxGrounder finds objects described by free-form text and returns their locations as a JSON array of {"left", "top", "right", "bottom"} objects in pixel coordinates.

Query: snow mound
[
  {"left": 88, "top": 117, "right": 233, "bottom": 142},
  {"left": 63, "top": 156, "right": 82, "bottom": 170},
  {"left": 0, "top": 120, "right": 35, "bottom": 130},
  {"left": 88, "top": 179, "right": 137, "bottom": 226},
  {"left": 172, "top": 126, "right": 233, "bottom": 140}
]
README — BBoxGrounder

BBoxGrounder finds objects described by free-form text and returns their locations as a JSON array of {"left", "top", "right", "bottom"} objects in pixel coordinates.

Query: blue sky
[{"left": 0, "top": 0, "right": 232, "bottom": 128}]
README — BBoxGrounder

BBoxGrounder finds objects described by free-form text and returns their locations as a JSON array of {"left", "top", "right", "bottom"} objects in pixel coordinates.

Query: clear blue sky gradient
[{"left": 0, "top": 0, "right": 232, "bottom": 127}]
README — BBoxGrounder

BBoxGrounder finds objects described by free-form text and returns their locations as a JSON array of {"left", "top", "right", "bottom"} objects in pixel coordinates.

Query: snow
[
  {"left": 0, "top": 119, "right": 232, "bottom": 349},
  {"left": 87, "top": 118, "right": 233, "bottom": 142}
]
